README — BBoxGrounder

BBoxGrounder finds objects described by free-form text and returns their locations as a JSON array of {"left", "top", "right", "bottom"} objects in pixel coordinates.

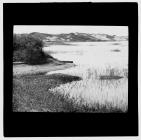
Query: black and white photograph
[
  {"left": 13, "top": 25, "right": 128, "bottom": 113},
  {"left": 3, "top": 2, "right": 138, "bottom": 137}
]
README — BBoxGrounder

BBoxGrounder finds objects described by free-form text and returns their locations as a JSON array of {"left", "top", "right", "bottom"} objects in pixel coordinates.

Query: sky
[{"left": 14, "top": 25, "right": 128, "bottom": 36}]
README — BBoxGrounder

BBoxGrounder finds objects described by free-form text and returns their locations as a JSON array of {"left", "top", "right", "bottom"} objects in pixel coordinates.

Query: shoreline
[{"left": 13, "top": 62, "right": 76, "bottom": 76}]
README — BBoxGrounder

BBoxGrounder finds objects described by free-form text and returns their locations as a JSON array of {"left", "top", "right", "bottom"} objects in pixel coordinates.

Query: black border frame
[{"left": 3, "top": 2, "right": 138, "bottom": 137}]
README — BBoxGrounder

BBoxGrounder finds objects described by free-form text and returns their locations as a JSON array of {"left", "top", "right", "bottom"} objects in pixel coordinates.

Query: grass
[
  {"left": 49, "top": 66, "right": 128, "bottom": 112},
  {"left": 13, "top": 62, "right": 76, "bottom": 76},
  {"left": 112, "top": 43, "right": 120, "bottom": 45},
  {"left": 13, "top": 74, "right": 82, "bottom": 112},
  {"left": 111, "top": 49, "right": 121, "bottom": 52},
  {"left": 13, "top": 66, "right": 128, "bottom": 112}
]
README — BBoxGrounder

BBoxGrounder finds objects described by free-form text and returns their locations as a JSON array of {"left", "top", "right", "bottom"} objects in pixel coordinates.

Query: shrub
[
  {"left": 13, "top": 49, "right": 26, "bottom": 62},
  {"left": 13, "top": 34, "right": 43, "bottom": 51},
  {"left": 24, "top": 48, "right": 47, "bottom": 65},
  {"left": 13, "top": 34, "right": 51, "bottom": 64}
]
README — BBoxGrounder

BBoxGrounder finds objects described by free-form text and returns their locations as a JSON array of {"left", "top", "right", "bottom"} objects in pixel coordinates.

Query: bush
[
  {"left": 24, "top": 48, "right": 47, "bottom": 65},
  {"left": 13, "top": 34, "right": 51, "bottom": 64},
  {"left": 13, "top": 34, "right": 43, "bottom": 51},
  {"left": 13, "top": 49, "right": 26, "bottom": 62}
]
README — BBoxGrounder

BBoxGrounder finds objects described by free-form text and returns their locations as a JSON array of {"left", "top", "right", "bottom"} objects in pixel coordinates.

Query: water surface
[{"left": 43, "top": 41, "right": 128, "bottom": 68}]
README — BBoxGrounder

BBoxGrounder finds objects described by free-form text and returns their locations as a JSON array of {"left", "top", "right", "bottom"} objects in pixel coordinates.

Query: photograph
[
  {"left": 13, "top": 25, "right": 128, "bottom": 113},
  {"left": 3, "top": 2, "right": 138, "bottom": 137}
]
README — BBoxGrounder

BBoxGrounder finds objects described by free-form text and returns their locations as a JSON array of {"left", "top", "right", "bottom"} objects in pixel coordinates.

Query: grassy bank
[
  {"left": 13, "top": 66, "right": 128, "bottom": 112},
  {"left": 13, "top": 73, "right": 82, "bottom": 112},
  {"left": 49, "top": 66, "right": 128, "bottom": 112},
  {"left": 13, "top": 63, "right": 76, "bottom": 76}
]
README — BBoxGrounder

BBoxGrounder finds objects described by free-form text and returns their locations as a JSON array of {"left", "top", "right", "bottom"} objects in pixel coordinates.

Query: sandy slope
[{"left": 13, "top": 62, "right": 76, "bottom": 76}]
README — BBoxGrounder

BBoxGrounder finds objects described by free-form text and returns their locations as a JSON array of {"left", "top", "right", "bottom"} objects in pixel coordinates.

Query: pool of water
[
  {"left": 44, "top": 41, "right": 128, "bottom": 111},
  {"left": 43, "top": 41, "right": 128, "bottom": 68}
]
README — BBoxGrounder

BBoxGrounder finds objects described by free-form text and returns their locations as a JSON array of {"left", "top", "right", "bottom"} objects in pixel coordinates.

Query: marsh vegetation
[{"left": 13, "top": 39, "right": 128, "bottom": 112}]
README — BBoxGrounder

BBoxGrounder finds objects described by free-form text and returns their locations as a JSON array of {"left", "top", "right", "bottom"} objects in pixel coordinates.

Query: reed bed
[{"left": 49, "top": 66, "right": 128, "bottom": 112}]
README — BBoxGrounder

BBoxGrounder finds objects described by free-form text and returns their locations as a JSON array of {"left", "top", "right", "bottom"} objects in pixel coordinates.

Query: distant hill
[{"left": 16, "top": 32, "right": 128, "bottom": 42}]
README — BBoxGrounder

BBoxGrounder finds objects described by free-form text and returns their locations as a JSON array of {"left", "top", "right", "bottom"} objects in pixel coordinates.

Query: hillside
[{"left": 27, "top": 32, "right": 128, "bottom": 42}]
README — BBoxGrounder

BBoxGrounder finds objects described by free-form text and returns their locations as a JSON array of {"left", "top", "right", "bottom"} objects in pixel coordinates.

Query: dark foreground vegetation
[
  {"left": 13, "top": 34, "right": 54, "bottom": 65},
  {"left": 13, "top": 74, "right": 81, "bottom": 112},
  {"left": 13, "top": 73, "right": 125, "bottom": 112}
]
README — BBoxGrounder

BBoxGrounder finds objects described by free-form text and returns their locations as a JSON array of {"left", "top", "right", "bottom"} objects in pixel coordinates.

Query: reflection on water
[{"left": 43, "top": 41, "right": 128, "bottom": 68}]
